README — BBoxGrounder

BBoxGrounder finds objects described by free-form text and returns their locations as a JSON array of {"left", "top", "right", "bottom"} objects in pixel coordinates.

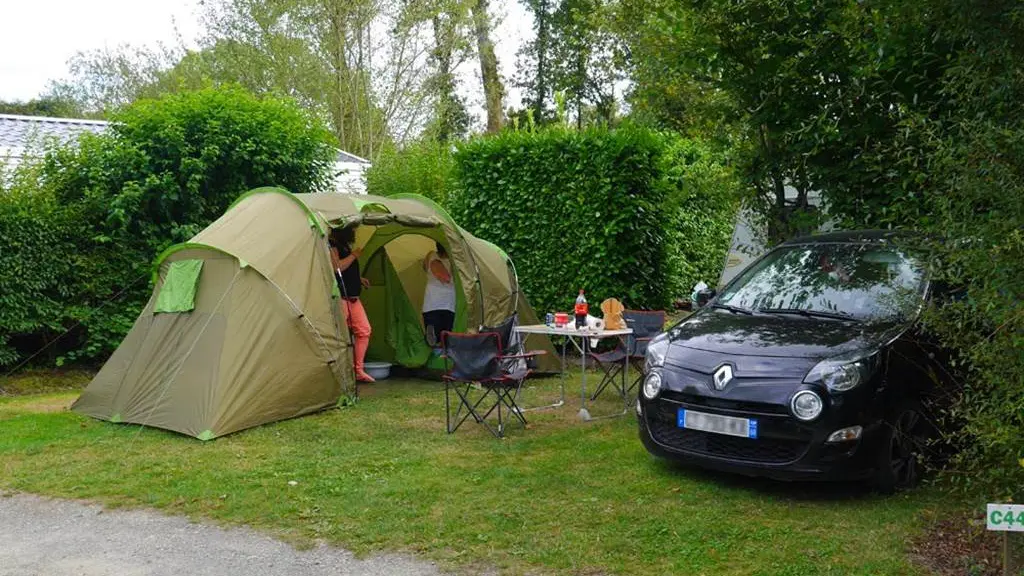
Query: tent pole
[{"left": 508, "top": 257, "right": 521, "bottom": 316}]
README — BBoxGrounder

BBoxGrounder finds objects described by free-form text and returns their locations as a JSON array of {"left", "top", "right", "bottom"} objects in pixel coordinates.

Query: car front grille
[
  {"left": 647, "top": 400, "right": 808, "bottom": 464},
  {"left": 660, "top": 389, "right": 790, "bottom": 417}
]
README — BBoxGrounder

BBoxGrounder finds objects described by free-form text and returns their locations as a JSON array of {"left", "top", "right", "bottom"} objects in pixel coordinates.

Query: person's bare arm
[
  {"left": 429, "top": 259, "right": 451, "bottom": 284},
  {"left": 335, "top": 247, "right": 363, "bottom": 272}
]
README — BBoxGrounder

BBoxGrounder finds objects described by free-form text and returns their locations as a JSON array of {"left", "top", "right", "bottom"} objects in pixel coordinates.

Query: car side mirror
[{"left": 696, "top": 288, "right": 717, "bottom": 308}]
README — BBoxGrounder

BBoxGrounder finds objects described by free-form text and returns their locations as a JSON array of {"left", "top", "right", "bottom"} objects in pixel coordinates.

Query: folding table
[{"left": 514, "top": 324, "right": 633, "bottom": 420}]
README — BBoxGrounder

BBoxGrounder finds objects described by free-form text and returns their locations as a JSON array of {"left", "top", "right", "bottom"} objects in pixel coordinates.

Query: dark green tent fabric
[{"left": 362, "top": 251, "right": 432, "bottom": 367}]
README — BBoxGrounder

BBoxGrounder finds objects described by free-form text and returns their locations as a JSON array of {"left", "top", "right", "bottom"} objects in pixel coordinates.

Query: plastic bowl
[{"left": 364, "top": 362, "right": 392, "bottom": 380}]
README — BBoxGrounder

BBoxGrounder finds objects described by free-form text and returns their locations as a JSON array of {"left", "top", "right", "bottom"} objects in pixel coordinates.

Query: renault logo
[{"left": 713, "top": 365, "right": 734, "bottom": 390}]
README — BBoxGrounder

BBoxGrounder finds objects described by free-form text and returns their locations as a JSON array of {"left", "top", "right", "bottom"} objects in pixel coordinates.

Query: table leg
[
  {"left": 624, "top": 345, "right": 631, "bottom": 411},
  {"left": 512, "top": 332, "right": 566, "bottom": 413},
  {"left": 581, "top": 336, "right": 588, "bottom": 413},
  {"left": 558, "top": 335, "right": 591, "bottom": 421}
]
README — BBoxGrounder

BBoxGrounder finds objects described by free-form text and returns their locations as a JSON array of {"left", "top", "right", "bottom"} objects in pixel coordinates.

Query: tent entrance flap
[
  {"left": 362, "top": 249, "right": 432, "bottom": 367},
  {"left": 360, "top": 230, "right": 468, "bottom": 368}
]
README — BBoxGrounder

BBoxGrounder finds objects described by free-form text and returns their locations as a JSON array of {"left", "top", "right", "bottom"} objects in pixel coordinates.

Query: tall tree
[
  {"left": 548, "top": 0, "right": 621, "bottom": 127},
  {"left": 49, "top": 0, "right": 435, "bottom": 159},
  {"left": 471, "top": 0, "right": 504, "bottom": 132},
  {"left": 0, "top": 96, "right": 84, "bottom": 118},
  {"left": 629, "top": 0, "right": 871, "bottom": 240},
  {"left": 200, "top": 0, "right": 435, "bottom": 159},
  {"left": 515, "top": 0, "right": 553, "bottom": 121},
  {"left": 423, "top": 0, "right": 473, "bottom": 141},
  {"left": 46, "top": 43, "right": 188, "bottom": 115}
]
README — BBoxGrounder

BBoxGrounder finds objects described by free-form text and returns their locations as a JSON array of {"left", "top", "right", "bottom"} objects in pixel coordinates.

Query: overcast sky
[{"left": 0, "top": 0, "right": 530, "bottom": 123}]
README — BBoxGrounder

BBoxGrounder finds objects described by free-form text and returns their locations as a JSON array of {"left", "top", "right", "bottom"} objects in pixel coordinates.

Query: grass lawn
[{"left": 0, "top": 370, "right": 947, "bottom": 575}]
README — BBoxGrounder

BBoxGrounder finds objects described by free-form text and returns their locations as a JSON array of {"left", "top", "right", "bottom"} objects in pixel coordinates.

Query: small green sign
[{"left": 987, "top": 504, "right": 1024, "bottom": 532}]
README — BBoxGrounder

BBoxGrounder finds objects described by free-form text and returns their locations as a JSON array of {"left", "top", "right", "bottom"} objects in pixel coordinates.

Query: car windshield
[{"left": 717, "top": 242, "right": 925, "bottom": 321}]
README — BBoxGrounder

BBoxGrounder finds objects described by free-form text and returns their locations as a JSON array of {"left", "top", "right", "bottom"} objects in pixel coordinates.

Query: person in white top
[{"left": 422, "top": 242, "right": 456, "bottom": 346}]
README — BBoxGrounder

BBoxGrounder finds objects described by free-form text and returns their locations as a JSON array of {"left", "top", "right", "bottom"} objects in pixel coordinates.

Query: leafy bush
[
  {"left": 45, "top": 86, "right": 335, "bottom": 252},
  {"left": 449, "top": 126, "right": 737, "bottom": 314},
  {"left": 787, "top": 0, "right": 1024, "bottom": 498},
  {"left": 660, "top": 138, "right": 741, "bottom": 299},
  {"left": 365, "top": 140, "right": 455, "bottom": 205},
  {"left": 0, "top": 87, "right": 335, "bottom": 369},
  {"left": 0, "top": 168, "right": 75, "bottom": 367}
]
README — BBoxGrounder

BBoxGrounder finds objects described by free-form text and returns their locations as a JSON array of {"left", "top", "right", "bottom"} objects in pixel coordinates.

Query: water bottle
[{"left": 574, "top": 289, "right": 588, "bottom": 329}]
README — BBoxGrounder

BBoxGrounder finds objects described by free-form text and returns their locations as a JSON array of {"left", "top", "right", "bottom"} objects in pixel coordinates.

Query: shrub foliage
[
  {"left": 0, "top": 87, "right": 335, "bottom": 369},
  {"left": 449, "top": 126, "right": 738, "bottom": 314},
  {"left": 365, "top": 140, "right": 455, "bottom": 205}
]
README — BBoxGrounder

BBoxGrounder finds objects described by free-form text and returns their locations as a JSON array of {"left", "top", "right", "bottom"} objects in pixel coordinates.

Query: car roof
[{"left": 780, "top": 229, "right": 917, "bottom": 246}]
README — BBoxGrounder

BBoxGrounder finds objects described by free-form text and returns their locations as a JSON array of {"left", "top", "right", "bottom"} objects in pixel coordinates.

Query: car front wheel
[{"left": 873, "top": 402, "right": 930, "bottom": 493}]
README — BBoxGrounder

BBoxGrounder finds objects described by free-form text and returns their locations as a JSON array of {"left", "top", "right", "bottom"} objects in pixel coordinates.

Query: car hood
[{"left": 667, "top": 308, "right": 903, "bottom": 360}]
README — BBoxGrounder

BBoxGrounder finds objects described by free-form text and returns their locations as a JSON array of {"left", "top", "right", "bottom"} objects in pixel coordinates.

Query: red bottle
[{"left": 574, "top": 289, "right": 588, "bottom": 328}]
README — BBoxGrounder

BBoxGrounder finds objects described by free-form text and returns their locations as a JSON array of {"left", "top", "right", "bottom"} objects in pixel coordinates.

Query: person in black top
[{"left": 329, "top": 226, "right": 375, "bottom": 382}]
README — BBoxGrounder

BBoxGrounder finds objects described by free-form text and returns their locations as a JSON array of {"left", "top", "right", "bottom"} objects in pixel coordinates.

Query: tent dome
[{"left": 72, "top": 187, "right": 556, "bottom": 439}]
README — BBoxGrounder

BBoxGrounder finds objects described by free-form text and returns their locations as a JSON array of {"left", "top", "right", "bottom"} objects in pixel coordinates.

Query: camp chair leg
[
  {"left": 499, "top": 387, "right": 527, "bottom": 426},
  {"left": 476, "top": 388, "right": 505, "bottom": 422},
  {"left": 449, "top": 384, "right": 509, "bottom": 438},
  {"left": 627, "top": 358, "right": 647, "bottom": 397},
  {"left": 589, "top": 361, "right": 625, "bottom": 401},
  {"left": 471, "top": 384, "right": 527, "bottom": 438},
  {"left": 446, "top": 382, "right": 487, "bottom": 434},
  {"left": 475, "top": 389, "right": 505, "bottom": 438}
]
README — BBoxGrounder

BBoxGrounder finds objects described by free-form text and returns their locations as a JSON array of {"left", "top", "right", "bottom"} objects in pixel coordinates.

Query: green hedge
[
  {"left": 0, "top": 87, "right": 335, "bottom": 369},
  {"left": 0, "top": 179, "right": 75, "bottom": 367},
  {"left": 365, "top": 140, "right": 455, "bottom": 205},
  {"left": 660, "top": 138, "right": 742, "bottom": 300},
  {"left": 448, "top": 126, "right": 737, "bottom": 315}
]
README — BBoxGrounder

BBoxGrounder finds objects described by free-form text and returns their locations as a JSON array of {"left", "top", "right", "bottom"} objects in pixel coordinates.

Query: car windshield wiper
[
  {"left": 711, "top": 303, "right": 754, "bottom": 315},
  {"left": 759, "top": 308, "right": 857, "bottom": 321}
]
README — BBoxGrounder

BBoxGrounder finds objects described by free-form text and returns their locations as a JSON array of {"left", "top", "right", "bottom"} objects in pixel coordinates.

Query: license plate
[{"left": 678, "top": 409, "right": 758, "bottom": 439}]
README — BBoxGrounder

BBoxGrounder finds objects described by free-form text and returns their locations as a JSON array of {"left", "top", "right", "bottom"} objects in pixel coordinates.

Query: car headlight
[
  {"left": 644, "top": 333, "right": 670, "bottom": 372},
  {"left": 791, "top": 390, "right": 823, "bottom": 421},
  {"left": 642, "top": 371, "right": 663, "bottom": 400},
  {"left": 803, "top": 350, "right": 881, "bottom": 393}
]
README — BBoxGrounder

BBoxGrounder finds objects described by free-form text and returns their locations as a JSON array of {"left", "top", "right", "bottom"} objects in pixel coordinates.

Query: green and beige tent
[{"left": 71, "top": 187, "right": 557, "bottom": 440}]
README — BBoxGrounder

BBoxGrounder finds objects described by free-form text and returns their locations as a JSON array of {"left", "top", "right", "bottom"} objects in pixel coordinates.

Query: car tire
[{"left": 872, "top": 400, "right": 931, "bottom": 494}]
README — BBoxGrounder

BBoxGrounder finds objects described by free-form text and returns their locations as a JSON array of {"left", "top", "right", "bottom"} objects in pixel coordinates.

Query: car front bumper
[{"left": 637, "top": 396, "right": 885, "bottom": 482}]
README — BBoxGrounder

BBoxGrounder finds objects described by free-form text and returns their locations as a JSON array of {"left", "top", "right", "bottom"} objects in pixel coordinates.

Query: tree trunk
[
  {"left": 575, "top": 44, "right": 585, "bottom": 129},
  {"left": 330, "top": 6, "right": 349, "bottom": 152},
  {"left": 432, "top": 13, "right": 455, "bottom": 142},
  {"left": 759, "top": 123, "right": 791, "bottom": 243},
  {"left": 472, "top": 0, "right": 503, "bottom": 132},
  {"left": 534, "top": 0, "right": 549, "bottom": 120}
]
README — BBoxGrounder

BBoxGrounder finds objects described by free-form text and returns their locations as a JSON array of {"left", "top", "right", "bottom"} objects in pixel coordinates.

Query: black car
[{"left": 637, "top": 230, "right": 952, "bottom": 491}]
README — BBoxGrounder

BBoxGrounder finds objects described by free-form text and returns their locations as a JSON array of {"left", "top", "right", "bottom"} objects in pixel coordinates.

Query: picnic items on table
[
  {"left": 515, "top": 323, "right": 634, "bottom": 421},
  {"left": 584, "top": 315, "right": 605, "bottom": 348},
  {"left": 574, "top": 289, "right": 589, "bottom": 328},
  {"left": 600, "top": 298, "right": 625, "bottom": 330}
]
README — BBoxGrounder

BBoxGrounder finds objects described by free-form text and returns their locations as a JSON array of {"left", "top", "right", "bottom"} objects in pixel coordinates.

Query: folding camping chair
[
  {"left": 442, "top": 331, "right": 537, "bottom": 438},
  {"left": 481, "top": 314, "right": 547, "bottom": 410},
  {"left": 588, "top": 309, "right": 667, "bottom": 401},
  {"left": 481, "top": 314, "right": 543, "bottom": 369}
]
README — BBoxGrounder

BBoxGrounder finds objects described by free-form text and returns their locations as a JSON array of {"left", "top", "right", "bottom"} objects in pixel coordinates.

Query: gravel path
[{"left": 0, "top": 493, "right": 445, "bottom": 576}]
